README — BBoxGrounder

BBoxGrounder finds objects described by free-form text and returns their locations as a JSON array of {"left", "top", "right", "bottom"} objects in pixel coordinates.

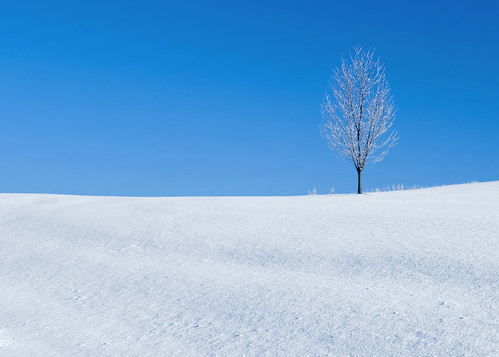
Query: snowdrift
[{"left": 0, "top": 182, "right": 497, "bottom": 355}]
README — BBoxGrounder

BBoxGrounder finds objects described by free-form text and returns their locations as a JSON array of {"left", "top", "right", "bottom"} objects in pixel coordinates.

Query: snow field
[{"left": 0, "top": 182, "right": 497, "bottom": 355}]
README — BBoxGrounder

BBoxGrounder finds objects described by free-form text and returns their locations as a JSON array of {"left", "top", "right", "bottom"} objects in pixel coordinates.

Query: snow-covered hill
[{"left": 0, "top": 182, "right": 498, "bottom": 356}]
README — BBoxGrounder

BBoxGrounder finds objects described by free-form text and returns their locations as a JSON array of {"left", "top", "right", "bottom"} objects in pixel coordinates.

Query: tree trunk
[{"left": 357, "top": 169, "right": 362, "bottom": 194}]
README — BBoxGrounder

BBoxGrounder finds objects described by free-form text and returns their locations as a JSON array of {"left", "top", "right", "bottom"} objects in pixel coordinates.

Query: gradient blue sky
[{"left": 0, "top": 0, "right": 497, "bottom": 196}]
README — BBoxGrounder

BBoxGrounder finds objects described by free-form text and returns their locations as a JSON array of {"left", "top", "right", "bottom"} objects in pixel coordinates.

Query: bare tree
[{"left": 321, "top": 47, "right": 397, "bottom": 194}]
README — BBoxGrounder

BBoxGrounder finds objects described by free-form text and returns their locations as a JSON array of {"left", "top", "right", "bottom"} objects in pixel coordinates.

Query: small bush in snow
[{"left": 308, "top": 187, "right": 317, "bottom": 195}]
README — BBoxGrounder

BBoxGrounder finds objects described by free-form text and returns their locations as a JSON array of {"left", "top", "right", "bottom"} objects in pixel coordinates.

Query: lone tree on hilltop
[{"left": 321, "top": 47, "right": 397, "bottom": 194}]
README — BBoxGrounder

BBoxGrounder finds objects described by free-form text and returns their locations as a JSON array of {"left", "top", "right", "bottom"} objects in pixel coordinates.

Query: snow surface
[{"left": 0, "top": 182, "right": 498, "bottom": 356}]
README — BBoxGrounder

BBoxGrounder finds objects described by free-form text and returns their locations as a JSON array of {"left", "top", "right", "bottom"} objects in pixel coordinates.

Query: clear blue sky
[{"left": 0, "top": 0, "right": 497, "bottom": 196}]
